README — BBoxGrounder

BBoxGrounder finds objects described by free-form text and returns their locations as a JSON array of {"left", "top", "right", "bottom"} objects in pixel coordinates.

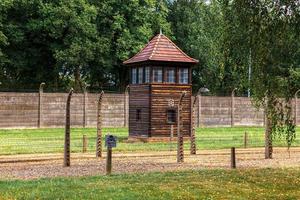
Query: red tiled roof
[{"left": 123, "top": 33, "right": 198, "bottom": 65}]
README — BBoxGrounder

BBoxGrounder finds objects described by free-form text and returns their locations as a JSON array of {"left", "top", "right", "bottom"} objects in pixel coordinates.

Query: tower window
[
  {"left": 136, "top": 109, "right": 141, "bottom": 121},
  {"left": 167, "top": 109, "right": 176, "bottom": 123},
  {"left": 138, "top": 67, "right": 143, "bottom": 83},
  {"left": 152, "top": 67, "right": 163, "bottom": 83},
  {"left": 179, "top": 68, "right": 189, "bottom": 84},
  {"left": 145, "top": 67, "right": 150, "bottom": 83},
  {"left": 132, "top": 68, "right": 137, "bottom": 84},
  {"left": 166, "top": 68, "right": 176, "bottom": 83}
]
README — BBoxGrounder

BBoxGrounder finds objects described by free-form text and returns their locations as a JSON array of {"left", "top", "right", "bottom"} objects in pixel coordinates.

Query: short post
[
  {"left": 83, "top": 134, "right": 88, "bottom": 153},
  {"left": 244, "top": 132, "right": 248, "bottom": 148},
  {"left": 64, "top": 88, "right": 74, "bottom": 167},
  {"left": 38, "top": 82, "right": 45, "bottom": 128},
  {"left": 124, "top": 85, "right": 129, "bottom": 127},
  {"left": 106, "top": 147, "right": 112, "bottom": 175},
  {"left": 96, "top": 91, "right": 104, "bottom": 158},
  {"left": 170, "top": 125, "right": 174, "bottom": 151},
  {"left": 105, "top": 134, "right": 117, "bottom": 175},
  {"left": 231, "top": 147, "right": 236, "bottom": 169},
  {"left": 177, "top": 92, "right": 186, "bottom": 163}
]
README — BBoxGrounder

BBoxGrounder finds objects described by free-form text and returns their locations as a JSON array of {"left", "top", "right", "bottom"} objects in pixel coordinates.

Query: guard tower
[{"left": 123, "top": 33, "right": 198, "bottom": 141}]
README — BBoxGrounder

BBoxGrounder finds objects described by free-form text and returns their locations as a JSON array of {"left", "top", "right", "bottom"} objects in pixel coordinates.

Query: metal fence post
[
  {"left": 64, "top": 88, "right": 73, "bottom": 167},
  {"left": 96, "top": 91, "right": 104, "bottom": 158},
  {"left": 170, "top": 124, "right": 174, "bottom": 151},
  {"left": 177, "top": 92, "right": 186, "bottom": 163},
  {"left": 38, "top": 82, "right": 45, "bottom": 128}
]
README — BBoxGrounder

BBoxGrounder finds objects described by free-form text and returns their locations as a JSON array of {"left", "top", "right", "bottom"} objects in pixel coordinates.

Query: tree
[{"left": 234, "top": 0, "right": 300, "bottom": 158}]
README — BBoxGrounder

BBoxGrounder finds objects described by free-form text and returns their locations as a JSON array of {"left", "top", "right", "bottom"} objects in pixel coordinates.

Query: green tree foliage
[{"left": 232, "top": 0, "right": 300, "bottom": 157}]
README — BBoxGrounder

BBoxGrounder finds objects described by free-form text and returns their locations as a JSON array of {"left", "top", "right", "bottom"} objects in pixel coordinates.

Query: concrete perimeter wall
[{"left": 0, "top": 92, "right": 293, "bottom": 128}]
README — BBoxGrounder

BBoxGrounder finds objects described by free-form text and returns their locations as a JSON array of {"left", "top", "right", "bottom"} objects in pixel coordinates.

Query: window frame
[
  {"left": 137, "top": 67, "right": 144, "bottom": 84},
  {"left": 145, "top": 67, "right": 151, "bottom": 83}
]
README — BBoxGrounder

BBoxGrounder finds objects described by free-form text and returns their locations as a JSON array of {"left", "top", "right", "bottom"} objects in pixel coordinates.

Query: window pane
[
  {"left": 138, "top": 67, "right": 143, "bottom": 83},
  {"left": 152, "top": 68, "right": 162, "bottom": 83},
  {"left": 179, "top": 68, "right": 189, "bottom": 84},
  {"left": 167, "top": 110, "right": 176, "bottom": 123},
  {"left": 166, "top": 68, "right": 175, "bottom": 83},
  {"left": 145, "top": 67, "right": 150, "bottom": 83},
  {"left": 132, "top": 68, "right": 137, "bottom": 84},
  {"left": 136, "top": 109, "right": 141, "bottom": 121}
]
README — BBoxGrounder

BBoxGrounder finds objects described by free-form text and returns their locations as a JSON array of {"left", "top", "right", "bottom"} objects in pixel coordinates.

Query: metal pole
[
  {"left": 231, "top": 88, "right": 237, "bottom": 127},
  {"left": 294, "top": 89, "right": 300, "bottom": 126},
  {"left": 96, "top": 91, "right": 104, "bottom": 158},
  {"left": 177, "top": 92, "right": 186, "bottom": 163},
  {"left": 124, "top": 85, "right": 129, "bottom": 127},
  {"left": 64, "top": 88, "right": 74, "bottom": 167},
  {"left": 38, "top": 82, "right": 45, "bottom": 128}
]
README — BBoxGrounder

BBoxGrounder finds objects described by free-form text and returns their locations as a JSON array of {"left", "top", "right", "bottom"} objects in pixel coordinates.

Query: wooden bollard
[
  {"left": 244, "top": 132, "right": 248, "bottom": 148},
  {"left": 83, "top": 135, "right": 88, "bottom": 153},
  {"left": 231, "top": 147, "right": 236, "bottom": 169},
  {"left": 106, "top": 147, "right": 112, "bottom": 175}
]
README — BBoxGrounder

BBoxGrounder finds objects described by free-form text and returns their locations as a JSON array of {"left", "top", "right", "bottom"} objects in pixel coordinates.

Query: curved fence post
[
  {"left": 64, "top": 88, "right": 74, "bottom": 167},
  {"left": 190, "top": 95, "right": 198, "bottom": 155},
  {"left": 177, "top": 91, "right": 186, "bottom": 163},
  {"left": 38, "top": 82, "right": 45, "bottom": 128},
  {"left": 96, "top": 91, "right": 104, "bottom": 158}
]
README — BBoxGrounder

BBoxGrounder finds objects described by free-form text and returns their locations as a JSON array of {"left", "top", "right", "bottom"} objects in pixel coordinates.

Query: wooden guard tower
[{"left": 123, "top": 33, "right": 198, "bottom": 141}]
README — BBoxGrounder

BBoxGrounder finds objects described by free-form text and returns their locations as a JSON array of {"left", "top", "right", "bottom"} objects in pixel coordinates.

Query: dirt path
[{"left": 1, "top": 147, "right": 300, "bottom": 180}]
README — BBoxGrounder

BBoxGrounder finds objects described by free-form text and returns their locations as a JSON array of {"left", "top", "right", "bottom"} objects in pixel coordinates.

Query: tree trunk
[{"left": 265, "top": 110, "right": 273, "bottom": 159}]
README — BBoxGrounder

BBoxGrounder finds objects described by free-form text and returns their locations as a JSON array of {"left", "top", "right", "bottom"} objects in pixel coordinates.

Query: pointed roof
[{"left": 123, "top": 33, "right": 198, "bottom": 65}]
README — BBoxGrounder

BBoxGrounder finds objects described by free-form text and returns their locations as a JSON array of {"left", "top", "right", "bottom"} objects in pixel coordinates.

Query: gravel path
[{"left": 1, "top": 147, "right": 300, "bottom": 180}]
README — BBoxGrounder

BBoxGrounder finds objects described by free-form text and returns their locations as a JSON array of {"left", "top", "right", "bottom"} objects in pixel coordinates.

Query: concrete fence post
[
  {"left": 231, "top": 88, "right": 237, "bottom": 127},
  {"left": 190, "top": 95, "right": 197, "bottom": 155},
  {"left": 197, "top": 94, "right": 201, "bottom": 127},
  {"left": 294, "top": 89, "right": 300, "bottom": 126},
  {"left": 83, "top": 89, "right": 87, "bottom": 128},
  {"left": 64, "top": 88, "right": 74, "bottom": 167},
  {"left": 96, "top": 91, "right": 104, "bottom": 158},
  {"left": 124, "top": 85, "right": 129, "bottom": 127},
  {"left": 38, "top": 82, "right": 45, "bottom": 128},
  {"left": 177, "top": 92, "right": 186, "bottom": 163}
]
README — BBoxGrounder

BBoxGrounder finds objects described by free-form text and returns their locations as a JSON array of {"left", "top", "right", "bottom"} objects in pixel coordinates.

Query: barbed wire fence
[{"left": 0, "top": 86, "right": 300, "bottom": 158}]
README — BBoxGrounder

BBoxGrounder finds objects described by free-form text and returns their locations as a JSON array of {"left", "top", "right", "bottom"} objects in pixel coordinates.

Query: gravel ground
[{"left": 0, "top": 147, "right": 300, "bottom": 180}]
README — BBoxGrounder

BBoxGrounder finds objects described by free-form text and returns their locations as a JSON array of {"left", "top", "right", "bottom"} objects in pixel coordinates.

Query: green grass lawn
[
  {"left": 0, "top": 127, "right": 299, "bottom": 155},
  {"left": 0, "top": 168, "right": 300, "bottom": 199}
]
